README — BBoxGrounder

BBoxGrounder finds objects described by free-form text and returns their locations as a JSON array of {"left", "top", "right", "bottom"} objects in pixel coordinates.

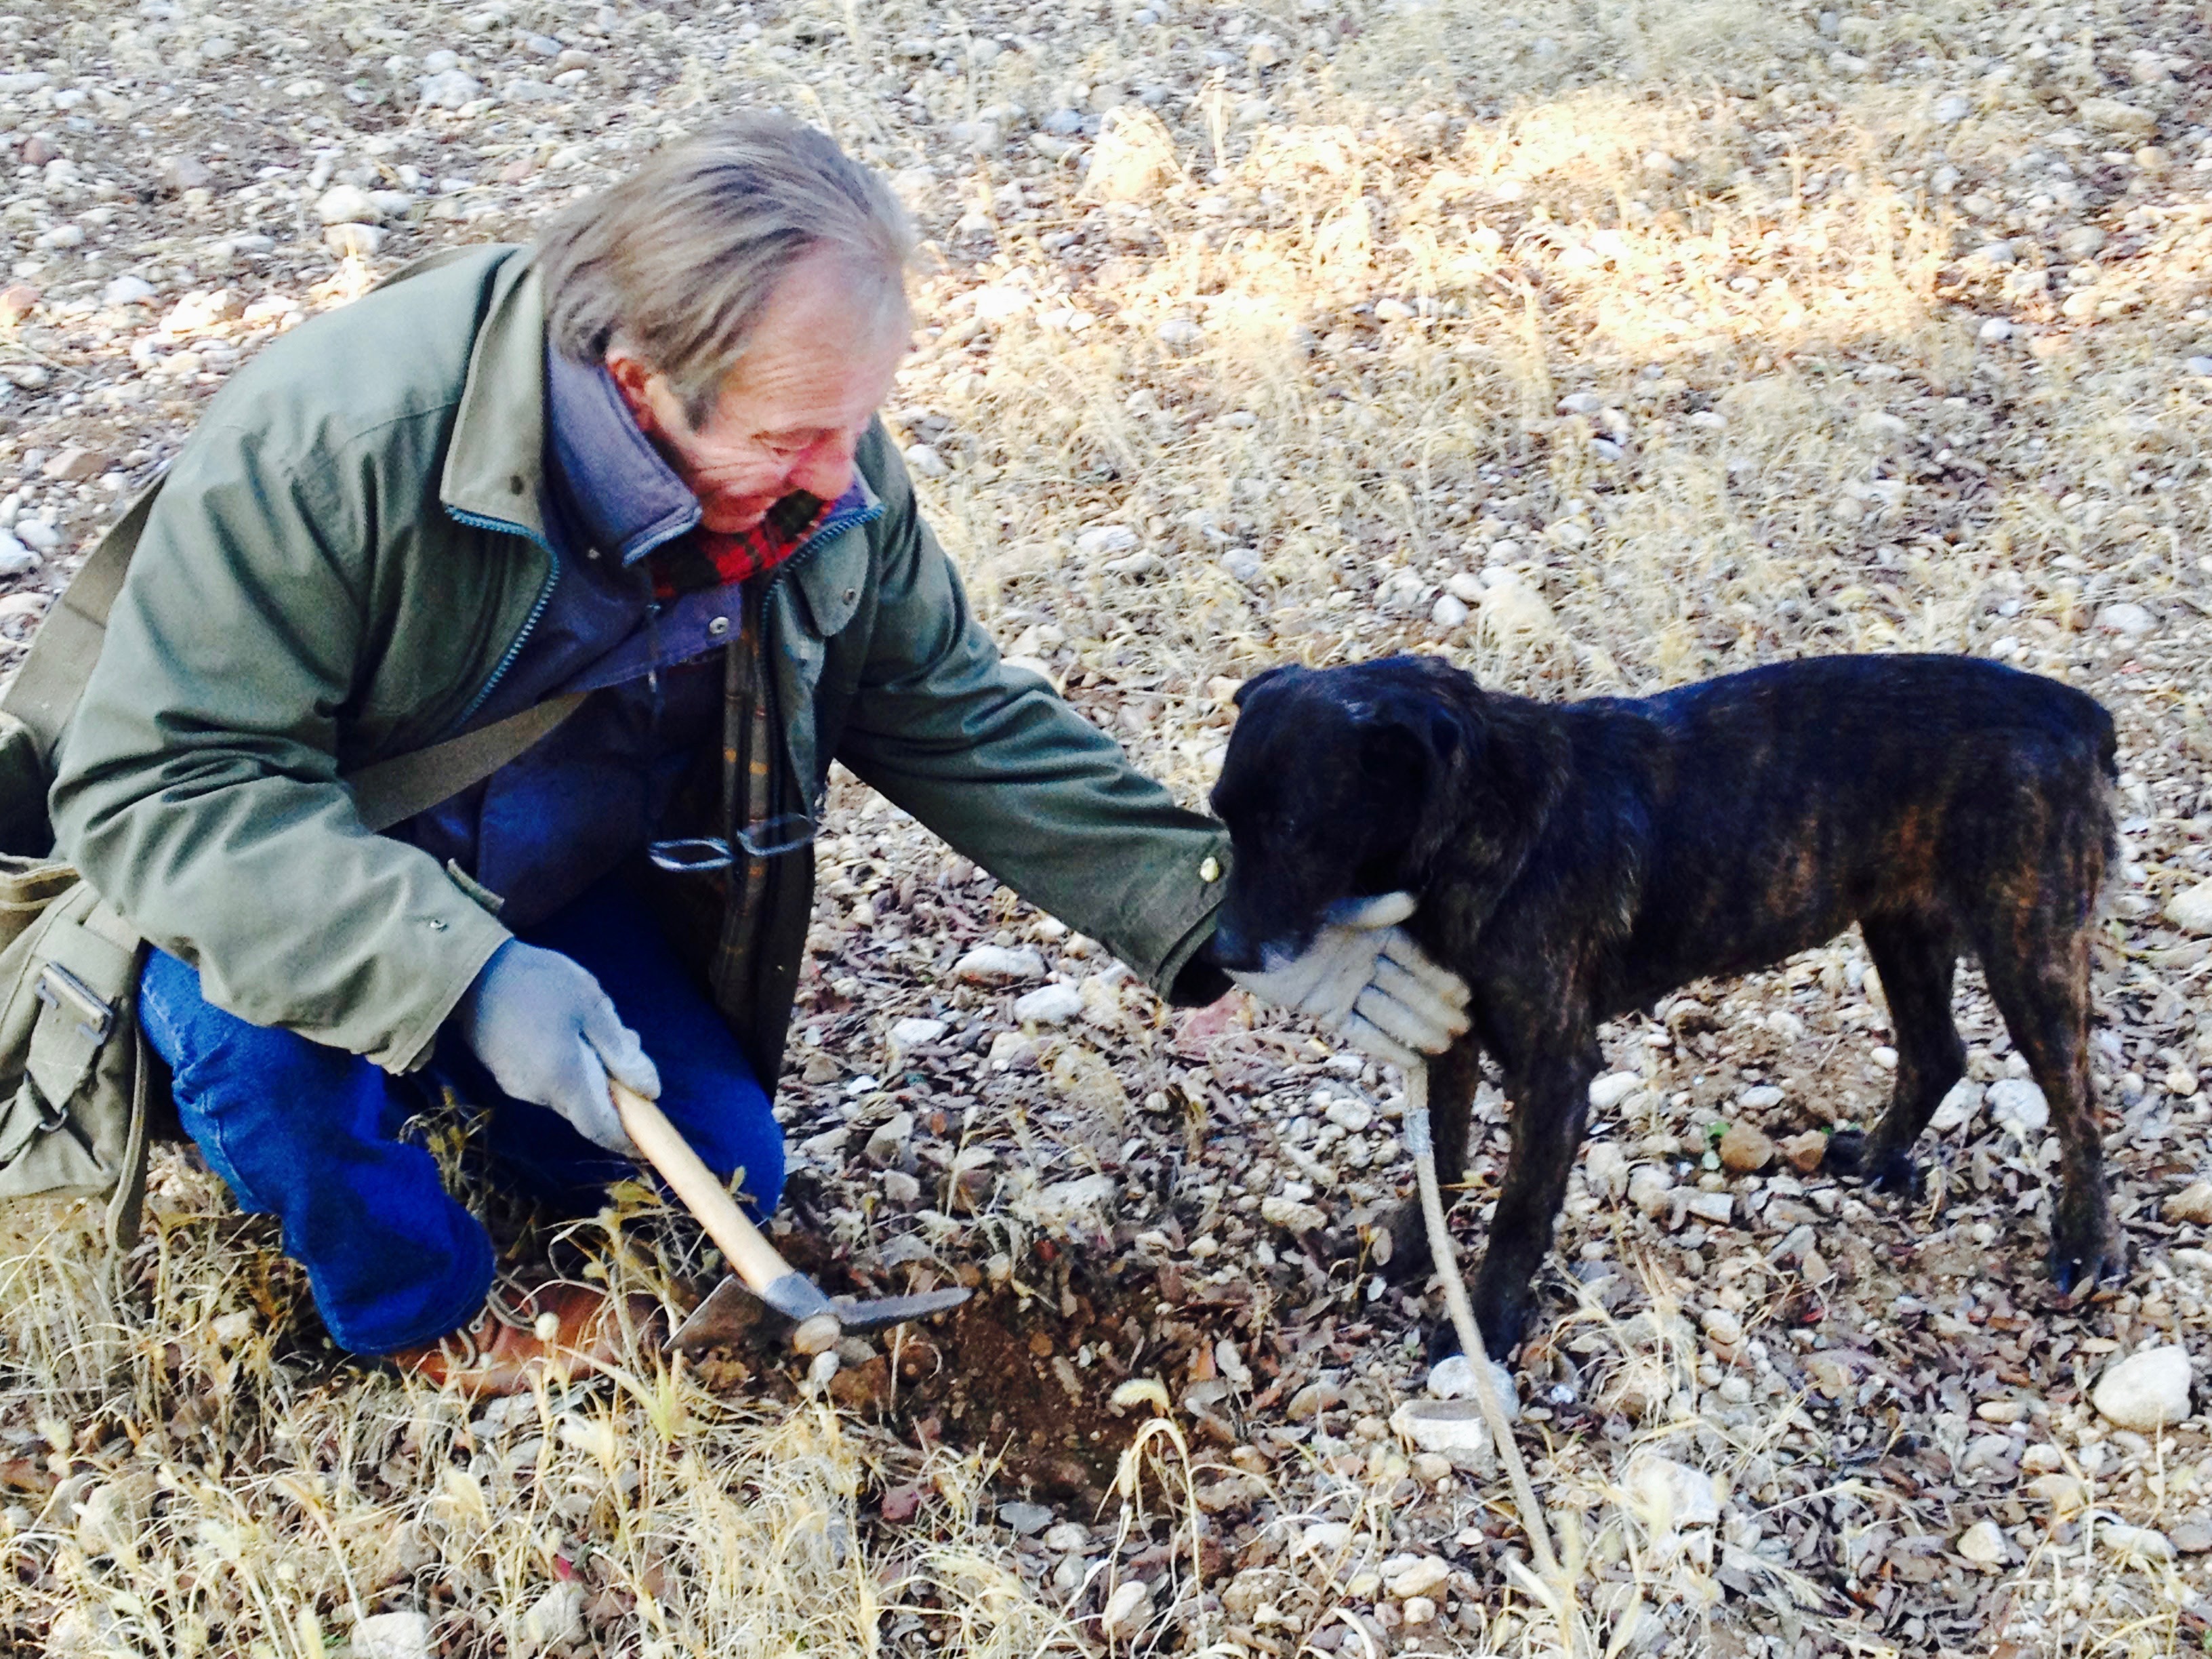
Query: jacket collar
[
  {"left": 439, "top": 248, "right": 553, "bottom": 546},
  {"left": 542, "top": 343, "right": 700, "bottom": 566}
]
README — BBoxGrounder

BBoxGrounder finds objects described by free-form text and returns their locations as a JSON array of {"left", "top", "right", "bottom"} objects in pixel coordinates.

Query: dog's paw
[
  {"left": 1824, "top": 1129, "right": 1919, "bottom": 1195},
  {"left": 2051, "top": 1205, "right": 2127, "bottom": 1298},
  {"left": 1424, "top": 1313, "right": 1520, "bottom": 1366},
  {"left": 1376, "top": 1201, "right": 1435, "bottom": 1285}
]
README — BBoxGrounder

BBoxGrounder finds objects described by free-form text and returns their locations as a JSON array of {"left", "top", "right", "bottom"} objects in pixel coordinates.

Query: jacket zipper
[{"left": 442, "top": 506, "right": 560, "bottom": 732}]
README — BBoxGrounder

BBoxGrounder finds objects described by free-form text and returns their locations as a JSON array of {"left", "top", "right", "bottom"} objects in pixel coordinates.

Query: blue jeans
[{"left": 138, "top": 876, "right": 785, "bottom": 1354}]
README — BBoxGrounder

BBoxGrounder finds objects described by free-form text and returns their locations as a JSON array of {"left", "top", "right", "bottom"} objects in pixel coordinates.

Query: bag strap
[
  {"left": 348, "top": 692, "right": 587, "bottom": 832},
  {"left": 0, "top": 481, "right": 162, "bottom": 755}
]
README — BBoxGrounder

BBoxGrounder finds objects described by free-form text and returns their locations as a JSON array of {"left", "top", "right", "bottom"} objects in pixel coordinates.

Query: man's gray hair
[{"left": 538, "top": 112, "right": 915, "bottom": 427}]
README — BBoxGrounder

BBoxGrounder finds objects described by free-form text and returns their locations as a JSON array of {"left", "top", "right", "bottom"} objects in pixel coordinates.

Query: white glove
[{"left": 1227, "top": 893, "right": 1472, "bottom": 1070}]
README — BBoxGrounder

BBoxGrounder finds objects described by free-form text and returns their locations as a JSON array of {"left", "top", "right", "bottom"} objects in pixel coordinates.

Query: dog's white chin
[{"left": 1324, "top": 890, "right": 1418, "bottom": 930}]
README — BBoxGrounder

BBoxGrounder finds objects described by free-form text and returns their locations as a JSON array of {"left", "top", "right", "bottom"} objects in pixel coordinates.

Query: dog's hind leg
[
  {"left": 1381, "top": 1036, "right": 1483, "bottom": 1285},
  {"left": 1984, "top": 926, "right": 2121, "bottom": 1295},
  {"left": 1465, "top": 1039, "right": 1600, "bottom": 1360},
  {"left": 1828, "top": 912, "right": 1964, "bottom": 1195}
]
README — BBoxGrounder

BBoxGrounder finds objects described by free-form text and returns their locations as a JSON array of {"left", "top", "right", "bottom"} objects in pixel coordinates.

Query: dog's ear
[
  {"left": 1357, "top": 695, "right": 1475, "bottom": 784},
  {"left": 1231, "top": 665, "right": 1294, "bottom": 709}
]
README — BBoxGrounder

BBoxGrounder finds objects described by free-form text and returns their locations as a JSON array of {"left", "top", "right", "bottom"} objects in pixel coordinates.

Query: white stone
[
  {"left": 102, "top": 275, "right": 157, "bottom": 308},
  {"left": 1302, "top": 1520, "right": 1355, "bottom": 1554},
  {"left": 1013, "top": 982, "right": 1084, "bottom": 1024},
  {"left": 513, "top": 1582, "right": 582, "bottom": 1658},
  {"left": 1700, "top": 1307, "right": 1744, "bottom": 1347},
  {"left": 1957, "top": 1519, "right": 2006, "bottom": 1563},
  {"left": 1446, "top": 571, "right": 1486, "bottom": 605},
  {"left": 1373, "top": 297, "right": 1416, "bottom": 323},
  {"left": 350, "top": 1612, "right": 433, "bottom": 1659},
  {"left": 889, "top": 1017, "right": 947, "bottom": 1047},
  {"left": 2100, "top": 1521, "right": 2177, "bottom": 1563},
  {"left": 1584, "top": 1141, "right": 1628, "bottom": 1200},
  {"left": 2165, "top": 1181, "right": 2212, "bottom": 1225},
  {"left": 324, "top": 223, "right": 384, "bottom": 258},
  {"left": 2096, "top": 601, "right": 2155, "bottom": 637},
  {"left": 1390, "top": 1399, "right": 1494, "bottom": 1467},
  {"left": 1558, "top": 391, "right": 1603, "bottom": 415},
  {"left": 419, "top": 68, "right": 485, "bottom": 108},
  {"left": 1261, "top": 1194, "right": 1328, "bottom": 1233},
  {"left": 2165, "top": 878, "right": 2212, "bottom": 935},
  {"left": 954, "top": 944, "right": 1045, "bottom": 983},
  {"left": 316, "top": 184, "right": 380, "bottom": 224},
  {"left": 998, "top": 1500, "right": 1054, "bottom": 1535},
  {"left": 1685, "top": 1191, "right": 1735, "bottom": 1225},
  {"left": 1978, "top": 318, "right": 2014, "bottom": 343},
  {"left": 1933, "top": 91, "right": 1973, "bottom": 123},
  {"left": 1626, "top": 1454, "right": 1719, "bottom": 1526},
  {"left": 1383, "top": 1555, "right": 1451, "bottom": 1599},
  {"left": 1324, "top": 1097, "right": 1374, "bottom": 1133},
  {"left": 1740, "top": 1084, "right": 1784, "bottom": 1111},
  {"left": 2189, "top": 356, "right": 2212, "bottom": 379},
  {"left": 0, "top": 531, "right": 37, "bottom": 579},
  {"left": 1101, "top": 1580, "right": 1151, "bottom": 1639},
  {"left": 11, "top": 520, "right": 58, "bottom": 553},
  {"left": 1988, "top": 1078, "right": 2049, "bottom": 1138},
  {"left": 1628, "top": 1164, "right": 1674, "bottom": 1218},
  {"left": 2092, "top": 1345, "right": 2194, "bottom": 1431},
  {"left": 1430, "top": 593, "right": 1469, "bottom": 630},
  {"left": 1425, "top": 1353, "right": 1518, "bottom": 1414},
  {"left": 903, "top": 442, "right": 946, "bottom": 478},
  {"left": 863, "top": 1111, "right": 914, "bottom": 1167},
  {"left": 1929, "top": 1078, "right": 1985, "bottom": 1134},
  {"left": 1589, "top": 1071, "right": 1643, "bottom": 1110},
  {"left": 1075, "top": 523, "right": 1139, "bottom": 558},
  {"left": 1043, "top": 1521, "right": 1089, "bottom": 1553}
]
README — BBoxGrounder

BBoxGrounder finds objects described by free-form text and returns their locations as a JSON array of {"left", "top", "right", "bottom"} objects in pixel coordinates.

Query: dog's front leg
[{"left": 1466, "top": 1042, "right": 1599, "bottom": 1360}]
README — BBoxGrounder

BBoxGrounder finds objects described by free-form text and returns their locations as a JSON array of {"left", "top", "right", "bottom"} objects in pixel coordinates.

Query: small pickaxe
[{"left": 611, "top": 1081, "right": 969, "bottom": 1355}]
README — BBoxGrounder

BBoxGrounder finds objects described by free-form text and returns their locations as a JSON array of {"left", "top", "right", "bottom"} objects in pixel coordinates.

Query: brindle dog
[{"left": 1208, "top": 653, "right": 2119, "bottom": 1361}]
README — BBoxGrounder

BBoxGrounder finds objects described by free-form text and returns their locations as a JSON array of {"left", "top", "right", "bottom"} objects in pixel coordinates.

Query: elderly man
[{"left": 44, "top": 115, "right": 1465, "bottom": 1394}]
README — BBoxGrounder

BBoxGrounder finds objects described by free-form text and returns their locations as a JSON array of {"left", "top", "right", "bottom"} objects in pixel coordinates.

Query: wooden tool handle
[{"left": 611, "top": 1079, "right": 799, "bottom": 1298}]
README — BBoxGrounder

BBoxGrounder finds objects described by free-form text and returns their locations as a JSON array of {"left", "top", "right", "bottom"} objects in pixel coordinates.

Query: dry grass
[{"left": 8, "top": 0, "right": 2212, "bottom": 1652}]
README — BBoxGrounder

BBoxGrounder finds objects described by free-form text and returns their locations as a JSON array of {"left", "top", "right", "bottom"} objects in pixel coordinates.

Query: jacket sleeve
[
  {"left": 832, "top": 444, "right": 1229, "bottom": 999},
  {"left": 47, "top": 424, "right": 514, "bottom": 1071}
]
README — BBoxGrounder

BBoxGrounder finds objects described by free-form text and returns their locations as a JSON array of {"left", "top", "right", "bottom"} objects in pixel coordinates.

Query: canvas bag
[{"left": 0, "top": 482, "right": 582, "bottom": 1246}]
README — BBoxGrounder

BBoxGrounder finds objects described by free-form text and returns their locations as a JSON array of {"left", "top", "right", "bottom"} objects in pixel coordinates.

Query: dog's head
[{"left": 1206, "top": 655, "right": 1481, "bottom": 972}]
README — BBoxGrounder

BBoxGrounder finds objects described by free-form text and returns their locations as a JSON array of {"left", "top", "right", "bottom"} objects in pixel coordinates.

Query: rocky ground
[{"left": 7, "top": 0, "right": 2212, "bottom": 1655}]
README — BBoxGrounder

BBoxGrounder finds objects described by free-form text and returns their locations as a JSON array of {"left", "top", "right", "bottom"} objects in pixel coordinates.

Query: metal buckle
[
  {"left": 648, "top": 815, "right": 817, "bottom": 874},
  {"left": 35, "top": 962, "right": 115, "bottom": 1045}
]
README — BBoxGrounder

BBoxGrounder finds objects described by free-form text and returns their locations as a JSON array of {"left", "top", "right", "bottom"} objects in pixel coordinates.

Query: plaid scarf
[{"left": 648, "top": 491, "right": 827, "bottom": 600}]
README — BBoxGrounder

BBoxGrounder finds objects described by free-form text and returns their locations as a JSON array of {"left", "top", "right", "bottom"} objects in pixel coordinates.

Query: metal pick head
[
  {"left": 674, "top": 1276, "right": 972, "bottom": 1355},
  {"left": 827, "top": 1285, "right": 972, "bottom": 1335}
]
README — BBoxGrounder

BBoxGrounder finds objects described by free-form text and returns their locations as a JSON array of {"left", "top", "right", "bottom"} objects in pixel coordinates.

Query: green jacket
[{"left": 48, "top": 245, "right": 1229, "bottom": 1086}]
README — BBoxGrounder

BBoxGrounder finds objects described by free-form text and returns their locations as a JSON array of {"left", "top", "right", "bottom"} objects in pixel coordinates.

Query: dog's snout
[{"left": 1206, "top": 916, "right": 1265, "bottom": 974}]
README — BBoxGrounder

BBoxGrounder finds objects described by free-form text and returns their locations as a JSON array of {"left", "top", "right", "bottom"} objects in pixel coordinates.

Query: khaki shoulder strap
[
  {"left": 0, "top": 479, "right": 586, "bottom": 832},
  {"left": 348, "top": 692, "right": 586, "bottom": 832},
  {"left": 0, "top": 480, "right": 164, "bottom": 755}
]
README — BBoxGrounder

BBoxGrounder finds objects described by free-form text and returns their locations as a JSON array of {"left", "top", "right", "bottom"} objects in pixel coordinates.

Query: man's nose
[{"left": 790, "top": 430, "right": 861, "bottom": 501}]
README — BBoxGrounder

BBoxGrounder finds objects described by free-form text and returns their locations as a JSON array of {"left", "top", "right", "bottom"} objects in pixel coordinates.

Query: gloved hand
[
  {"left": 453, "top": 940, "right": 661, "bottom": 1157},
  {"left": 1227, "top": 893, "right": 1472, "bottom": 1070}
]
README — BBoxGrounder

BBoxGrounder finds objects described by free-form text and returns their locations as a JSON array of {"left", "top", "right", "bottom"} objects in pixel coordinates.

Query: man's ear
[
  {"left": 602, "top": 348, "right": 668, "bottom": 438},
  {"left": 1232, "top": 665, "right": 1294, "bottom": 709}
]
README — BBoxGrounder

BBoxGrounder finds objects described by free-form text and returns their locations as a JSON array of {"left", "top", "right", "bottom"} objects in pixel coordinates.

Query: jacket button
[
  {"left": 843, "top": 587, "right": 858, "bottom": 603},
  {"left": 708, "top": 615, "right": 731, "bottom": 638},
  {"left": 426, "top": 918, "right": 448, "bottom": 931},
  {"left": 1199, "top": 856, "right": 1221, "bottom": 883},
  {"left": 508, "top": 476, "right": 526, "bottom": 495}
]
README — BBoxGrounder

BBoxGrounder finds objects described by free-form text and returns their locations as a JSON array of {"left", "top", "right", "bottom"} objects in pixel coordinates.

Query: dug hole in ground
[{"left": 6, "top": 0, "right": 2212, "bottom": 1654}]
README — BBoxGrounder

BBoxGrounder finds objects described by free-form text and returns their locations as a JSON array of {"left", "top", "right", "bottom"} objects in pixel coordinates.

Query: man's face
[{"left": 608, "top": 251, "right": 909, "bottom": 535}]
